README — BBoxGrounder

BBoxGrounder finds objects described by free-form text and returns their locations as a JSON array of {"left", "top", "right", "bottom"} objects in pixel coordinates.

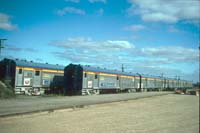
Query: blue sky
[{"left": 0, "top": 0, "right": 199, "bottom": 82}]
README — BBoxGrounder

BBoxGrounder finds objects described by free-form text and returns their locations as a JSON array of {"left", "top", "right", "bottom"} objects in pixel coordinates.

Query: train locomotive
[
  {"left": 63, "top": 64, "right": 193, "bottom": 95},
  {"left": 0, "top": 58, "right": 64, "bottom": 95}
]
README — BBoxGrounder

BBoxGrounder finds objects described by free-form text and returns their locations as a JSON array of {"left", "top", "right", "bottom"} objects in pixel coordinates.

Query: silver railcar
[
  {"left": 64, "top": 64, "right": 193, "bottom": 95},
  {"left": 0, "top": 58, "right": 64, "bottom": 95},
  {"left": 64, "top": 64, "right": 141, "bottom": 95}
]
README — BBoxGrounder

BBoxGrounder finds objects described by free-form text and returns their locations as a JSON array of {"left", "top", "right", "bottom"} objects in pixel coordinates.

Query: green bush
[{"left": 0, "top": 80, "right": 15, "bottom": 99}]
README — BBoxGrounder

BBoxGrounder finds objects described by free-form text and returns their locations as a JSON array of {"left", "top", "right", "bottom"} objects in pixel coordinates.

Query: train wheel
[
  {"left": 128, "top": 89, "right": 136, "bottom": 93},
  {"left": 93, "top": 89, "right": 100, "bottom": 95}
]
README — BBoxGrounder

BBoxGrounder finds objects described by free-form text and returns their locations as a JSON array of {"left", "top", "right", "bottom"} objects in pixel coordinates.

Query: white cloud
[
  {"left": 51, "top": 37, "right": 134, "bottom": 51},
  {"left": 50, "top": 37, "right": 135, "bottom": 64},
  {"left": 5, "top": 44, "right": 38, "bottom": 53},
  {"left": 50, "top": 37, "right": 198, "bottom": 64},
  {"left": 127, "top": 0, "right": 200, "bottom": 23},
  {"left": 0, "top": 13, "right": 16, "bottom": 31},
  {"left": 141, "top": 46, "right": 198, "bottom": 63},
  {"left": 50, "top": 37, "right": 199, "bottom": 81},
  {"left": 124, "top": 24, "right": 146, "bottom": 31},
  {"left": 106, "top": 40, "right": 134, "bottom": 49},
  {"left": 65, "top": 0, "right": 80, "bottom": 3},
  {"left": 142, "top": 12, "right": 178, "bottom": 23},
  {"left": 57, "top": 7, "right": 85, "bottom": 16},
  {"left": 88, "top": 0, "right": 106, "bottom": 3}
]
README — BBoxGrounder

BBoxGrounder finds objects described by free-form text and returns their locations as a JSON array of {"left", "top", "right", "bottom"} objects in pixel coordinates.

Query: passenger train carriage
[
  {"left": 140, "top": 74, "right": 164, "bottom": 91},
  {"left": 0, "top": 58, "right": 193, "bottom": 96},
  {"left": 0, "top": 58, "right": 64, "bottom": 95},
  {"left": 64, "top": 64, "right": 193, "bottom": 95},
  {"left": 64, "top": 64, "right": 141, "bottom": 95}
]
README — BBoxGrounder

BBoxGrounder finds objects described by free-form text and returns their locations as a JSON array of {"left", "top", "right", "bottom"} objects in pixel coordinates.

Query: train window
[
  {"left": 84, "top": 73, "right": 87, "bottom": 78},
  {"left": 117, "top": 76, "right": 119, "bottom": 80},
  {"left": 35, "top": 71, "right": 40, "bottom": 76},
  {"left": 95, "top": 74, "right": 98, "bottom": 79},
  {"left": 18, "top": 69, "right": 22, "bottom": 74}
]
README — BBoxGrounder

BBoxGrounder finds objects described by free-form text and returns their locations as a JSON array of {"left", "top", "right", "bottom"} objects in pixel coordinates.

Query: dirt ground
[
  {"left": 0, "top": 92, "right": 172, "bottom": 116},
  {"left": 0, "top": 94, "right": 199, "bottom": 133}
]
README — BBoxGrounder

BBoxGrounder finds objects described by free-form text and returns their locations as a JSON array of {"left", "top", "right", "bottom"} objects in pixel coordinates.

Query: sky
[{"left": 0, "top": 0, "right": 199, "bottom": 82}]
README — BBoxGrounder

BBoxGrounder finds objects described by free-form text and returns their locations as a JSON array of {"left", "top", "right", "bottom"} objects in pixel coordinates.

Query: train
[
  {"left": 0, "top": 58, "right": 193, "bottom": 95},
  {"left": 0, "top": 58, "right": 64, "bottom": 95},
  {"left": 63, "top": 64, "right": 193, "bottom": 95}
]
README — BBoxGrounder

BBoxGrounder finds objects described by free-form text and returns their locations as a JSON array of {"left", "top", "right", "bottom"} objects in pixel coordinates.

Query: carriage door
[
  {"left": 93, "top": 74, "right": 98, "bottom": 89},
  {"left": 16, "top": 68, "right": 23, "bottom": 87},
  {"left": 23, "top": 70, "right": 33, "bottom": 87},
  {"left": 33, "top": 70, "right": 41, "bottom": 88},
  {"left": 87, "top": 74, "right": 93, "bottom": 89}
]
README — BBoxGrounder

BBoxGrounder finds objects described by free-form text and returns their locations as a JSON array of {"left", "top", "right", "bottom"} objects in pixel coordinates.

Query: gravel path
[
  {"left": 0, "top": 94, "right": 199, "bottom": 133},
  {"left": 0, "top": 92, "right": 172, "bottom": 117}
]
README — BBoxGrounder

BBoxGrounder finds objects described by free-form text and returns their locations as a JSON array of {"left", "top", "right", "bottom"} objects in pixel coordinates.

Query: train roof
[
  {"left": 140, "top": 74, "right": 162, "bottom": 79},
  {"left": 2, "top": 58, "right": 65, "bottom": 70},
  {"left": 82, "top": 65, "right": 189, "bottom": 81},
  {"left": 82, "top": 65, "right": 139, "bottom": 77}
]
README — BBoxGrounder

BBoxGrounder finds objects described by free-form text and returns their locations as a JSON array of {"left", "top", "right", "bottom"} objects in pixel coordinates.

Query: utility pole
[
  {"left": 0, "top": 39, "right": 6, "bottom": 56},
  {"left": 121, "top": 64, "right": 124, "bottom": 72},
  {"left": 161, "top": 73, "right": 164, "bottom": 90},
  {"left": 175, "top": 75, "right": 178, "bottom": 88},
  {"left": 178, "top": 75, "right": 180, "bottom": 88},
  {"left": 199, "top": 44, "right": 200, "bottom": 88},
  {"left": 161, "top": 73, "right": 164, "bottom": 78}
]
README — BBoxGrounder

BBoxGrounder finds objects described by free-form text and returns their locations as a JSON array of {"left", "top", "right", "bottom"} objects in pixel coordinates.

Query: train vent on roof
[
  {"left": 30, "top": 60, "right": 33, "bottom": 63},
  {"left": 46, "top": 62, "right": 48, "bottom": 64}
]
